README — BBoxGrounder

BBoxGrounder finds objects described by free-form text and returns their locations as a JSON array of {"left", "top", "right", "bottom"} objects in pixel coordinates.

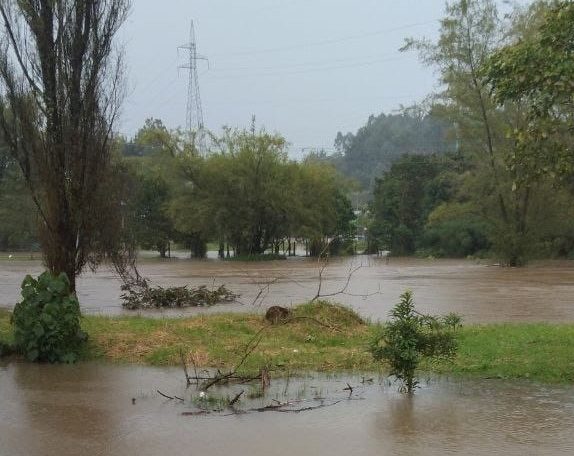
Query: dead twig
[
  {"left": 274, "top": 401, "right": 342, "bottom": 413},
  {"left": 249, "top": 400, "right": 342, "bottom": 414},
  {"left": 180, "top": 349, "right": 193, "bottom": 387},
  {"left": 229, "top": 390, "right": 244, "bottom": 407},
  {"left": 310, "top": 239, "right": 379, "bottom": 303},
  {"left": 157, "top": 390, "right": 175, "bottom": 400}
]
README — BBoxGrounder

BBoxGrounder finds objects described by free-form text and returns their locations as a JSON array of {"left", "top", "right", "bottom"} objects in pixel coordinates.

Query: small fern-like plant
[{"left": 370, "top": 290, "right": 460, "bottom": 393}]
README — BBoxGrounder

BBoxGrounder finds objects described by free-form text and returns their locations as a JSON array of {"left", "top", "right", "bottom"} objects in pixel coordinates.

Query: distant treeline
[
  {"left": 328, "top": 110, "right": 456, "bottom": 190},
  {"left": 0, "top": 120, "right": 356, "bottom": 257}
]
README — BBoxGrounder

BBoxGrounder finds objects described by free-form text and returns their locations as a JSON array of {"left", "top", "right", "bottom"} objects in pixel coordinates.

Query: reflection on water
[
  {"left": 2, "top": 256, "right": 574, "bottom": 322},
  {"left": 1, "top": 362, "right": 573, "bottom": 456}
]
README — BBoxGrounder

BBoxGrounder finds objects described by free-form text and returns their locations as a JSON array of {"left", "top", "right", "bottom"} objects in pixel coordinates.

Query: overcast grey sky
[{"left": 120, "top": 0, "right": 526, "bottom": 157}]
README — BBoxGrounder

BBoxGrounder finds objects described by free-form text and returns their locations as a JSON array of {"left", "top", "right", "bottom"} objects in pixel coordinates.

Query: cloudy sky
[{"left": 120, "top": 0, "right": 525, "bottom": 157}]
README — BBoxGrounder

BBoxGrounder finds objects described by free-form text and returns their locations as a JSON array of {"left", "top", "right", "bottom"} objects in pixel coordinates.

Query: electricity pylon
[{"left": 179, "top": 20, "right": 208, "bottom": 154}]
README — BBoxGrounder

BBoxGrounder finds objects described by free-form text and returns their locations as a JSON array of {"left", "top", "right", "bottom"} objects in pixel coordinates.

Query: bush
[
  {"left": 328, "top": 237, "right": 356, "bottom": 256},
  {"left": 11, "top": 272, "right": 86, "bottom": 363},
  {"left": 419, "top": 219, "right": 491, "bottom": 258},
  {"left": 370, "top": 290, "right": 460, "bottom": 392}
]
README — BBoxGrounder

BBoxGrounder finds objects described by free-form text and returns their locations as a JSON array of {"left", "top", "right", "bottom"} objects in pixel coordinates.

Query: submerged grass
[{"left": 1, "top": 304, "right": 574, "bottom": 383}]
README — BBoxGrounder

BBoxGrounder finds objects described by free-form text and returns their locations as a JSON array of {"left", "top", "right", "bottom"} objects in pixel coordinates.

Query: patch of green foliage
[
  {"left": 11, "top": 272, "right": 87, "bottom": 363},
  {"left": 370, "top": 290, "right": 460, "bottom": 392}
]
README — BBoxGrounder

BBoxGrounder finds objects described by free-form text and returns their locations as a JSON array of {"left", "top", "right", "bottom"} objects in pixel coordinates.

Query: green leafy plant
[
  {"left": 370, "top": 290, "right": 460, "bottom": 393},
  {"left": 11, "top": 272, "right": 86, "bottom": 363}
]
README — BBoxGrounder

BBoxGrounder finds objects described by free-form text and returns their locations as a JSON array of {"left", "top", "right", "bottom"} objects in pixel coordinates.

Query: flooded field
[
  {"left": 2, "top": 258, "right": 574, "bottom": 455},
  {"left": 1, "top": 361, "right": 573, "bottom": 456},
  {"left": 2, "top": 256, "right": 574, "bottom": 322}
]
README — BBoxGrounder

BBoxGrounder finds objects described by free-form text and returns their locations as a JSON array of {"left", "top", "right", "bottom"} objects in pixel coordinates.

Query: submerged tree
[{"left": 0, "top": 0, "right": 130, "bottom": 290}]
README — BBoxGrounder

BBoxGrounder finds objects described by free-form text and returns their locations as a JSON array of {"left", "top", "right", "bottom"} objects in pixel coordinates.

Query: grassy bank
[{"left": 1, "top": 305, "right": 574, "bottom": 383}]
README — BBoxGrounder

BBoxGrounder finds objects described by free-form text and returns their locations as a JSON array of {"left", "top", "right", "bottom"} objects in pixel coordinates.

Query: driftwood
[
  {"left": 156, "top": 389, "right": 183, "bottom": 401},
  {"left": 178, "top": 398, "right": 344, "bottom": 416},
  {"left": 121, "top": 281, "right": 238, "bottom": 310}
]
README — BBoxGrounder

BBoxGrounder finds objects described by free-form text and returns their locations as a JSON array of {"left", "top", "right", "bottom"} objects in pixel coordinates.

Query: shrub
[
  {"left": 419, "top": 218, "right": 491, "bottom": 258},
  {"left": 11, "top": 272, "right": 86, "bottom": 363},
  {"left": 370, "top": 290, "right": 460, "bottom": 393}
]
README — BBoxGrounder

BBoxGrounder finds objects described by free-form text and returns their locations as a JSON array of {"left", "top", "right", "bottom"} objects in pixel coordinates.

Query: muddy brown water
[
  {"left": 2, "top": 256, "right": 574, "bottom": 322},
  {"left": 1, "top": 361, "right": 573, "bottom": 456},
  {"left": 2, "top": 258, "right": 574, "bottom": 455}
]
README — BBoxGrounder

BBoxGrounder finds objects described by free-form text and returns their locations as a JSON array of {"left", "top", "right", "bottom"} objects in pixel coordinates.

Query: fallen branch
[
  {"left": 273, "top": 401, "right": 342, "bottom": 413},
  {"left": 229, "top": 390, "right": 244, "bottom": 407},
  {"left": 121, "top": 282, "right": 238, "bottom": 310},
  {"left": 248, "top": 399, "right": 342, "bottom": 414},
  {"left": 157, "top": 389, "right": 175, "bottom": 400}
]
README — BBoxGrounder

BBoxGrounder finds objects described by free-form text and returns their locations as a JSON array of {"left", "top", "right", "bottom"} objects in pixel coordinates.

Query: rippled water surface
[
  {"left": 1, "top": 362, "right": 573, "bottom": 456},
  {"left": 2, "top": 256, "right": 574, "bottom": 322}
]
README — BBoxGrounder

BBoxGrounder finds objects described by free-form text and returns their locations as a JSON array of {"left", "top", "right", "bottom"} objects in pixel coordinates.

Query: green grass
[
  {"left": 426, "top": 324, "right": 574, "bottom": 383},
  {"left": 2, "top": 304, "right": 574, "bottom": 384},
  {"left": 78, "top": 302, "right": 373, "bottom": 372},
  {"left": 0, "top": 252, "right": 41, "bottom": 261},
  {"left": 0, "top": 308, "right": 13, "bottom": 343}
]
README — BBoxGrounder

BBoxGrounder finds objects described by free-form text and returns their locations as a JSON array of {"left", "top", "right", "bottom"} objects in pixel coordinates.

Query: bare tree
[{"left": 0, "top": 0, "right": 130, "bottom": 291}]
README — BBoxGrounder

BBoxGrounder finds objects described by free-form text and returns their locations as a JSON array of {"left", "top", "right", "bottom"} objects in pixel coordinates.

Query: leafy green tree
[
  {"left": 403, "top": 0, "right": 540, "bottom": 265},
  {"left": 484, "top": 0, "right": 574, "bottom": 182},
  {"left": 169, "top": 127, "right": 354, "bottom": 258},
  {"left": 130, "top": 174, "right": 174, "bottom": 257},
  {"left": 370, "top": 155, "right": 450, "bottom": 255}
]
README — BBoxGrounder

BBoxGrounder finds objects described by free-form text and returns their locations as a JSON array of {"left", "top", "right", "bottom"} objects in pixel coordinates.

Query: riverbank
[{"left": 1, "top": 304, "right": 573, "bottom": 384}]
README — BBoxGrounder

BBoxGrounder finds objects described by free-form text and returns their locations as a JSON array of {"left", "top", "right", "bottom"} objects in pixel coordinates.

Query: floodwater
[
  {"left": 1, "top": 361, "right": 573, "bottom": 456},
  {"left": 2, "top": 256, "right": 574, "bottom": 322}
]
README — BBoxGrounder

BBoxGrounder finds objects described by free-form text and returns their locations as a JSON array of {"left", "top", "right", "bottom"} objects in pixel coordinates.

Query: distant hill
[{"left": 330, "top": 111, "right": 456, "bottom": 189}]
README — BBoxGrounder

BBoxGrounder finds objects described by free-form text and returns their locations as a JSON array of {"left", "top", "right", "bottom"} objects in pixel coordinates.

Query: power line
[
  {"left": 211, "top": 20, "right": 436, "bottom": 58},
  {"left": 204, "top": 55, "right": 407, "bottom": 81},
  {"left": 209, "top": 51, "right": 402, "bottom": 73}
]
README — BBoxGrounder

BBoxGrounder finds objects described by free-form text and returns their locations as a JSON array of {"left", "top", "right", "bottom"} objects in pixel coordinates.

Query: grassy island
[{"left": 1, "top": 303, "right": 573, "bottom": 384}]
